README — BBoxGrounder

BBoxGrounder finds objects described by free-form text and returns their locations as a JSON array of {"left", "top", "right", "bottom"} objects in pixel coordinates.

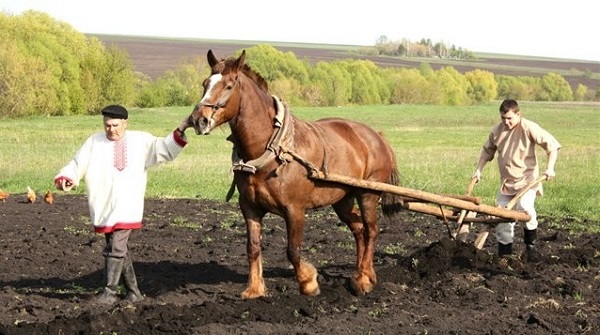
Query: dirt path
[{"left": 0, "top": 194, "right": 598, "bottom": 334}]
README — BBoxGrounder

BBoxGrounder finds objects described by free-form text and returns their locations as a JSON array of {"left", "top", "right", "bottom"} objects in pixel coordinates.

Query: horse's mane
[{"left": 220, "top": 57, "right": 269, "bottom": 93}]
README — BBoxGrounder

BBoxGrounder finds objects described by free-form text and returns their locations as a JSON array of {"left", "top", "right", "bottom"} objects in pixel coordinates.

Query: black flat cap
[{"left": 101, "top": 105, "right": 128, "bottom": 119}]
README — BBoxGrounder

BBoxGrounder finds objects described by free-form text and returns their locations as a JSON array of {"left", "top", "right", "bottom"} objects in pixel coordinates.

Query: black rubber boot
[
  {"left": 122, "top": 256, "right": 144, "bottom": 302},
  {"left": 524, "top": 228, "right": 541, "bottom": 262},
  {"left": 524, "top": 228, "right": 537, "bottom": 250},
  {"left": 97, "top": 257, "right": 124, "bottom": 304},
  {"left": 498, "top": 243, "right": 513, "bottom": 257}
]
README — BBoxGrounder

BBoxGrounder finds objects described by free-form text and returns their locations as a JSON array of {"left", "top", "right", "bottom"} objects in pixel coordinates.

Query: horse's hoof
[
  {"left": 351, "top": 283, "right": 372, "bottom": 295},
  {"left": 300, "top": 281, "right": 321, "bottom": 296},
  {"left": 241, "top": 286, "right": 266, "bottom": 299},
  {"left": 352, "top": 274, "right": 376, "bottom": 295},
  {"left": 298, "top": 261, "right": 320, "bottom": 296}
]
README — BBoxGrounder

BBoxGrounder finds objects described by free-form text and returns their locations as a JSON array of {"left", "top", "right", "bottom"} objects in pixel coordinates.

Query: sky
[{"left": 1, "top": 0, "right": 598, "bottom": 62}]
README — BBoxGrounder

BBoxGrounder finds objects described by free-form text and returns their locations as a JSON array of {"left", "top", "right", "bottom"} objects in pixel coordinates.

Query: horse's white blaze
[
  {"left": 195, "top": 73, "right": 224, "bottom": 135},
  {"left": 200, "top": 73, "right": 223, "bottom": 104}
]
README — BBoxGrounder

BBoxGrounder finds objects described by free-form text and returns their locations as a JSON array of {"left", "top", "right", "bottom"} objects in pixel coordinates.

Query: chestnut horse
[{"left": 189, "top": 50, "right": 403, "bottom": 299}]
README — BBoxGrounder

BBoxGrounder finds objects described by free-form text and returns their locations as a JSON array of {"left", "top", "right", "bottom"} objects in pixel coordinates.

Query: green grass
[{"left": 1, "top": 102, "right": 599, "bottom": 229}]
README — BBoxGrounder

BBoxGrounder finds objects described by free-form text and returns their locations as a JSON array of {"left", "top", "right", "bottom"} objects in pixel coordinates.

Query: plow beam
[
  {"left": 310, "top": 171, "right": 531, "bottom": 223},
  {"left": 404, "top": 202, "right": 512, "bottom": 224}
]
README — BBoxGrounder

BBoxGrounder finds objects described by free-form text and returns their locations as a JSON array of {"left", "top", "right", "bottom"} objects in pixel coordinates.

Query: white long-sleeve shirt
[{"left": 55, "top": 130, "right": 187, "bottom": 233}]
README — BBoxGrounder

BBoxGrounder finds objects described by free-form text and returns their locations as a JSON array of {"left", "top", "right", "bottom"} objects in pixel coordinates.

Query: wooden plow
[{"left": 309, "top": 171, "right": 546, "bottom": 249}]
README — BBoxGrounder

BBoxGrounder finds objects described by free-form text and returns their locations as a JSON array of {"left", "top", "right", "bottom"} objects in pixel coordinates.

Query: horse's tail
[{"left": 381, "top": 151, "right": 405, "bottom": 218}]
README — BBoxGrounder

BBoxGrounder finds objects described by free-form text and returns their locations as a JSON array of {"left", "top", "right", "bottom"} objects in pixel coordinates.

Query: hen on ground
[
  {"left": 44, "top": 190, "right": 54, "bottom": 204},
  {"left": 0, "top": 189, "right": 9, "bottom": 202},
  {"left": 27, "top": 186, "right": 36, "bottom": 203}
]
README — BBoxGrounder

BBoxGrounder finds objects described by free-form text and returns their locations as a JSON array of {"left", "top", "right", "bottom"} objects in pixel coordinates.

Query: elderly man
[{"left": 55, "top": 105, "right": 191, "bottom": 303}]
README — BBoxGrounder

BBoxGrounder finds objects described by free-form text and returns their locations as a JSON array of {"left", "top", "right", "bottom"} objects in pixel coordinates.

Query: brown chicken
[
  {"left": 27, "top": 186, "right": 36, "bottom": 203},
  {"left": 44, "top": 190, "right": 54, "bottom": 204},
  {"left": 0, "top": 189, "right": 9, "bottom": 202}
]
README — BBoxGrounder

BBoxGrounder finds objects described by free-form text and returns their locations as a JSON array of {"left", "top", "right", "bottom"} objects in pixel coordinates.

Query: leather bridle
[{"left": 197, "top": 75, "right": 240, "bottom": 115}]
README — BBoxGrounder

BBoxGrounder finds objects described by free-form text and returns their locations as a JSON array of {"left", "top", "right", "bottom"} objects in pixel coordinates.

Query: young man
[
  {"left": 55, "top": 105, "right": 191, "bottom": 304},
  {"left": 473, "top": 99, "right": 561, "bottom": 258}
]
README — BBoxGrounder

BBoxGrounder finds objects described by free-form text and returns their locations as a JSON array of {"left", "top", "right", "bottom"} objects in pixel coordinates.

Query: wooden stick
[
  {"left": 465, "top": 176, "right": 477, "bottom": 197},
  {"left": 473, "top": 231, "right": 490, "bottom": 249},
  {"left": 473, "top": 175, "right": 548, "bottom": 250},
  {"left": 402, "top": 194, "right": 481, "bottom": 205},
  {"left": 404, "top": 202, "right": 454, "bottom": 217},
  {"left": 438, "top": 194, "right": 482, "bottom": 205},
  {"left": 310, "top": 171, "right": 531, "bottom": 222},
  {"left": 505, "top": 175, "right": 548, "bottom": 210},
  {"left": 455, "top": 177, "right": 478, "bottom": 241},
  {"left": 405, "top": 202, "right": 513, "bottom": 224}
]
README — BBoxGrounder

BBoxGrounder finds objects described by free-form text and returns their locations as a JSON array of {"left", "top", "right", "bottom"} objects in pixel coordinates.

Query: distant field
[{"left": 94, "top": 34, "right": 600, "bottom": 91}]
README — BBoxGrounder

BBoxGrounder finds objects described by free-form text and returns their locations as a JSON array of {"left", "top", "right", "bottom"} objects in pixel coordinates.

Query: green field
[{"left": 1, "top": 102, "right": 598, "bottom": 229}]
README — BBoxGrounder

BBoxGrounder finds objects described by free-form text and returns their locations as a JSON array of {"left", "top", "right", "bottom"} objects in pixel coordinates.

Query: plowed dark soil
[{"left": 1, "top": 193, "right": 599, "bottom": 335}]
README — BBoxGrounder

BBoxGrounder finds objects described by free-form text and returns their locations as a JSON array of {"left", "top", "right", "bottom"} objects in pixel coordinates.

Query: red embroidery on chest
[{"left": 114, "top": 138, "right": 127, "bottom": 171}]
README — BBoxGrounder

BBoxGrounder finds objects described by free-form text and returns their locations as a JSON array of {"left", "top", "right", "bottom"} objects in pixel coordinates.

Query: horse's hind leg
[
  {"left": 333, "top": 196, "right": 366, "bottom": 268},
  {"left": 355, "top": 193, "right": 380, "bottom": 294},
  {"left": 285, "top": 207, "right": 320, "bottom": 296},
  {"left": 334, "top": 194, "right": 379, "bottom": 295}
]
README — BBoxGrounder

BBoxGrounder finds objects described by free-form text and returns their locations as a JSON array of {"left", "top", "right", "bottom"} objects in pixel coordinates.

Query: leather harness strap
[
  {"left": 225, "top": 95, "right": 325, "bottom": 201},
  {"left": 230, "top": 95, "right": 293, "bottom": 173}
]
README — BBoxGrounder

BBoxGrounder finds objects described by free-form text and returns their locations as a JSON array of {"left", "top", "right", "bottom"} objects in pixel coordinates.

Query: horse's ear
[
  {"left": 207, "top": 50, "right": 218, "bottom": 67},
  {"left": 234, "top": 50, "right": 246, "bottom": 71}
]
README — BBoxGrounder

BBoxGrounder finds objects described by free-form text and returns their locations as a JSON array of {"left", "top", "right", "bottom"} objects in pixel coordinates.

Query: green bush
[
  {"left": 244, "top": 44, "right": 310, "bottom": 84},
  {"left": 0, "top": 35, "right": 56, "bottom": 117},
  {"left": 465, "top": 69, "right": 498, "bottom": 103},
  {"left": 309, "top": 61, "right": 352, "bottom": 106},
  {"left": 0, "top": 11, "right": 138, "bottom": 117},
  {"left": 540, "top": 72, "right": 573, "bottom": 101},
  {"left": 431, "top": 66, "right": 470, "bottom": 105},
  {"left": 386, "top": 68, "right": 432, "bottom": 104},
  {"left": 136, "top": 57, "right": 208, "bottom": 107}
]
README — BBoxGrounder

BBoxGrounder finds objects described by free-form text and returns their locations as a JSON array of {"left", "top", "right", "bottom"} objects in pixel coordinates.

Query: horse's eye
[{"left": 226, "top": 75, "right": 238, "bottom": 90}]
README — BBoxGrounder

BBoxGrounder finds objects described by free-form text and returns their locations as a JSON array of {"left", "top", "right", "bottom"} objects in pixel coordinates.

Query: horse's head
[{"left": 189, "top": 49, "right": 246, "bottom": 135}]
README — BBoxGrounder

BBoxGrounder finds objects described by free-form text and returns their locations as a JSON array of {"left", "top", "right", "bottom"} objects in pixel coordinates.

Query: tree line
[
  {"left": 1, "top": 11, "right": 596, "bottom": 118},
  {"left": 362, "top": 35, "right": 476, "bottom": 59}
]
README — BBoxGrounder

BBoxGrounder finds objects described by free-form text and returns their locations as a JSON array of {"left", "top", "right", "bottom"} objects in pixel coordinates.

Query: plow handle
[
  {"left": 457, "top": 176, "right": 478, "bottom": 220},
  {"left": 465, "top": 176, "right": 478, "bottom": 197},
  {"left": 505, "top": 175, "right": 548, "bottom": 210},
  {"left": 455, "top": 176, "right": 479, "bottom": 241}
]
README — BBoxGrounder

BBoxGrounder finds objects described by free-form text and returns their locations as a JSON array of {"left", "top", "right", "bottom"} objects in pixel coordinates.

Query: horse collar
[{"left": 231, "top": 95, "right": 293, "bottom": 173}]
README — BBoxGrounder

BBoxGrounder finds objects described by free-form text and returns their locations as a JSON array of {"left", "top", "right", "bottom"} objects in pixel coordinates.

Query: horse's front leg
[
  {"left": 240, "top": 202, "right": 267, "bottom": 299},
  {"left": 286, "top": 208, "right": 320, "bottom": 296}
]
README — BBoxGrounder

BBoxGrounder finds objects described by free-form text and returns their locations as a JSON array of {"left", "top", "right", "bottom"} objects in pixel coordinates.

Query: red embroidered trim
[
  {"left": 173, "top": 129, "right": 188, "bottom": 147},
  {"left": 114, "top": 138, "right": 127, "bottom": 171}
]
